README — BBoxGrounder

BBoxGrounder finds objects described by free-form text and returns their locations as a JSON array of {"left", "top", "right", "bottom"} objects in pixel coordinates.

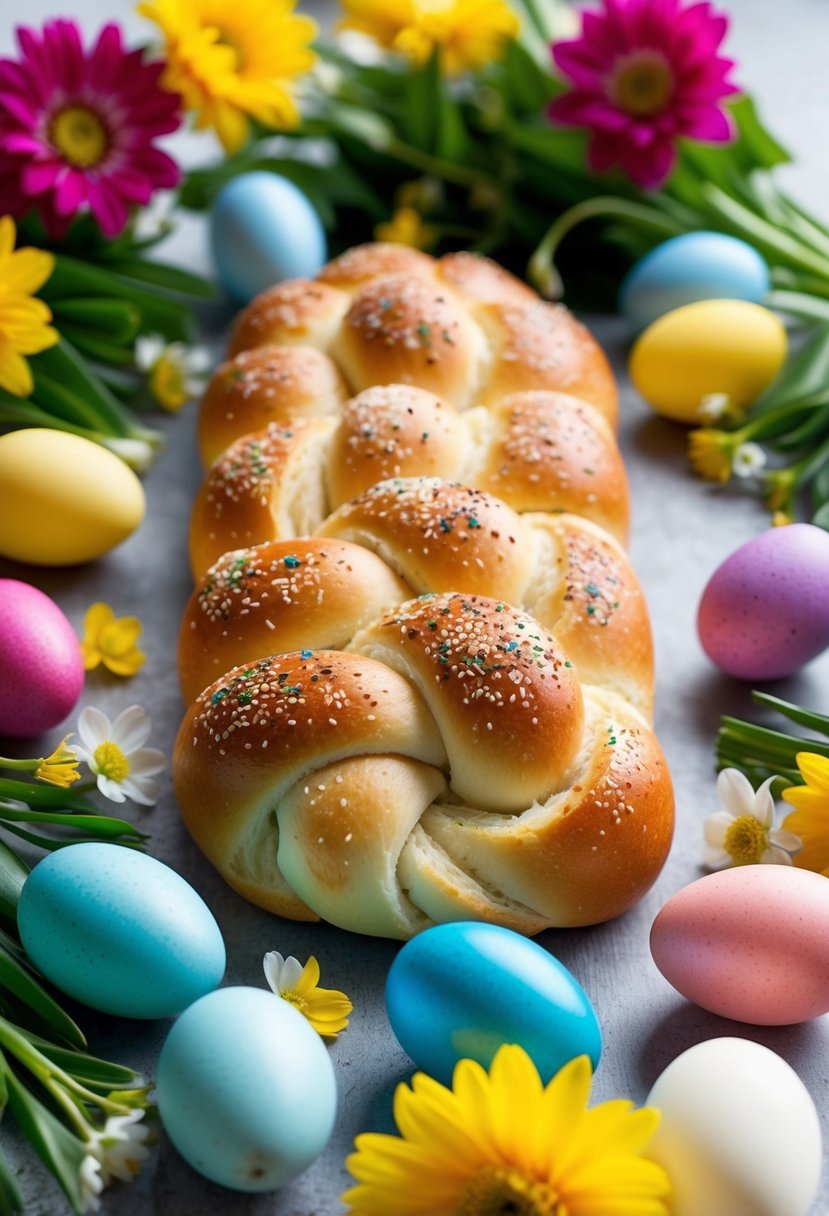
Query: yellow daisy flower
[
  {"left": 81, "top": 603, "right": 146, "bottom": 677},
  {"left": 138, "top": 0, "right": 318, "bottom": 153},
  {"left": 374, "top": 206, "right": 438, "bottom": 250},
  {"left": 687, "top": 428, "right": 734, "bottom": 484},
  {"left": 34, "top": 735, "right": 81, "bottom": 789},
  {"left": 263, "top": 951, "right": 352, "bottom": 1037},
  {"left": 782, "top": 752, "right": 829, "bottom": 876},
  {"left": 0, "top": 215, "right": 58, "bottom": 397},
  {"left": 343, "top": 1046, "right": 670, "bottom": 1215},
  {"left": 340, "top": 0, "right": 519, "bottom": 75}
]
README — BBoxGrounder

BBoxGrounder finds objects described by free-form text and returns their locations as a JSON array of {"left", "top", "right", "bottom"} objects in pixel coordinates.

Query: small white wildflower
[
  {"left": 697, "top": 392, "right": 732, "bottom": 423},
  {"left": 703, "top": 768, "right": 801, "bottom": 869},
  {"left": 74, "top": 705, "right": 165, "bottom": 806},
  {"left": 89, "top": 1110, "right": 151, "bottom": 1186},
  {"left": 732, "top": 442, "right": 767, "bottom": 478},
  {"left": 79, "top": 1153, "right": 104, "bottom": 1214}
]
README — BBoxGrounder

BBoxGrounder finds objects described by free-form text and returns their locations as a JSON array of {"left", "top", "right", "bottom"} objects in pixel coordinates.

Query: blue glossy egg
[
  {"left": 157, "top": 987, "right": 337, "bottom": 1191},
  {"left": 620, "top": 232, "right": 769, "bottom": 333},
  {"left": 210, "top": 172, "right": 327, "bottom": 304},
  {"left": 18, "top": 843, "right": 226, "bottom": 1019},
  {"left": 385, "top": 922, "right": 601, "bottom": 1085}
]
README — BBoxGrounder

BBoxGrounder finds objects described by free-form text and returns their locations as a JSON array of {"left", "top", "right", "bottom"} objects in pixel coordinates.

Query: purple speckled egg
[
  {"left": 0, "top": 580, "right": 84, "bottom": 737},
  {"left": 697, "top": 524, "right": 829, "bottom": 680}
]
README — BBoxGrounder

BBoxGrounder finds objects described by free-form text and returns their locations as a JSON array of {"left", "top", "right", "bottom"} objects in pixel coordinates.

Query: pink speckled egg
[
  {"left": 697, "top": 523, "right": 829, "bottom": 680},
  {"left": 0, "top": 580, "right": 84, "bottom": 738},
  {"left": 650, "top": 867, "right": 829, "bottom": 1024}
]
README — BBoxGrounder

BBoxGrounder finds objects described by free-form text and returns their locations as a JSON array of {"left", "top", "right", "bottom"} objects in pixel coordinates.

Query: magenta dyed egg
[
  {"left": 697, "top": 524, "right": 829, "bottom": 679},
  {"left": 0, "top": 580, "right": 84, "bottom": 737},
  {"left": 650, "top": 867, "right": 829, "bottom": 1024}
]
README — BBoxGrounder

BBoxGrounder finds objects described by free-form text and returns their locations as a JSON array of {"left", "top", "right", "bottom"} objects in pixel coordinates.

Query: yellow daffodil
[
  {"left": 34, "top": 735, "right": 81, "bottom": 789},
  {"left": 135, "top": 335, "right": 210, "bottom": 412},
  {"left": 374, "top": 206, "right": 438, "bottom": 250},
  {"left": 0, "top": 215, "right": 58, "bottom": 397},
  {"left": 263, "top": 951, "right": 352, "bottom": 1037},
  {"left": 81, "top": 603, "right": 146, "bottom": 677},
  {"left": 340, "top": 0, "right": 519, "bottom": 75},
  {"left": 687, "top": 428, "right": 734, "bottom": 484},
  {"left": 343, "top": 1046, "right": 670, "bottom": 1215},
  {"left": 782, "top": 751, "right": 829, "bottom": 875},
  {"left": 138, "top": 0, "right": 317, "bottom": 153}
]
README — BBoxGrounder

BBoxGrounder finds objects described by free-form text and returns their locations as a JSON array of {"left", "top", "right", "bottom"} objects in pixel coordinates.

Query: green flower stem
[
  {"left": 754, "top": 691, "right": 829, "bottom": 735},
  {"left": 0, "top": 759, "right": 39, "bottom": 775},
  {"left": 527, "top": 196, "right": 684, "bottom": 296},
  {"left": 382, "top": 135, "right": 493, "bottom": 191},
  {"left": 701, "top": 184, "right": 829, "bottom": 281},
  {"left": 766, "top": 289, "right": 829, "bottom": 323}
]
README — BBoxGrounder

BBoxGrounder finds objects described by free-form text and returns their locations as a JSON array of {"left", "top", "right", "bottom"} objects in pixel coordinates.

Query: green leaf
[
  {"left": 0, "top": 844, "right": 27, "bottom": 928},
  {"left": 29, "top": 340, "right": 144, "bottom": 438},
  {"left": 0, "top": 781, "right": 97, "bottom": 813},
  {"left": 0, "top": 807, "right": 146, "bottom": 840},
  {"left": 51, "top": 298, "right": 141, "bottom": 343},
  {"left": 752, "top": 691, "right": 829, "bottom": 737},
  {"left": 24, "top": 1034, "right": 139, "bottom": 1091},
  {"left": 498, "top": 39, "right": 559, "bottom": 113},
  {"left": 0, "top": 946, "right": 85, "bottom": 1050},
  {"left": 729, "top": 94, "right": 791, "bottom": 171},
  {"left": 29, "top": 370, "right": 118, "bottom": 435},
  {"left": 752, "top": 325, "right": 829, "bottom": 413},
  {"left": 4, "top": 1069, "right": 86, "bottom": 1215},
  {"left": 105, "top": 258, "right": 214, "bottom": 298},
  {"left": 0, "top": 1143, "right": 24, "bottom": 1216},
  {"left": 400, "top": 50, "right": 442, "bottom": 150}
]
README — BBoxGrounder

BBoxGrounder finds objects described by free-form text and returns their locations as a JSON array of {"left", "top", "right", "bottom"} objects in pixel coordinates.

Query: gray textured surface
[{"left": 2, "top": 0, "right": 829, "bottom": 1211}]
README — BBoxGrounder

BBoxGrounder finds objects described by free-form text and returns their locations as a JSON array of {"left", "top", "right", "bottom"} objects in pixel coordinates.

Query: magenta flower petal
[
  {"left": 549, "top": 0, "right": 739, "bottom": 188},
  {"left": 0, "top": 18, "right": 182, "bottom": 239}
]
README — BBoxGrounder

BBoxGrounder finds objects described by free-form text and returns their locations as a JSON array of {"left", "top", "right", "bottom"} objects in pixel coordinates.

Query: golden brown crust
[
  {"left": 198, "top": 346, "right": 349, "bottom": 467},
  {"left": 178, "top": 538, "right": 411, "bottom": 704},
  {"left": 436, "top": 251, "right": 538, "bottom": 308},
  {"left": 228, "top": 279, "right": 350, "bottom": 357},
  {"left": 319, "top": 243, "right": 436, "bottom": 290}
]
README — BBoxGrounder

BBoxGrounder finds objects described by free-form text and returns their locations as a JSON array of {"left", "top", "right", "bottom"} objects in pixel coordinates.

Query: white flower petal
[
  {"left": 97, "top": 775, "right": 127, "bottom": 803},
  {"left": 127, "top": 749, "right": 166, "bottom": 778},
  {"left": 280, "top": 955, "right": 305, "bottom": 991},
  {"left": 753, "top": 775, "right": 778, "bottom": 828},
  {"left": 78, "top": 706, "right": 111, "bottom": 752},
  {"left": 185, "top": 346, "right": 211, "bottom": 374},
  {"left": 110, "top": 705, "right": 152, "bottom": 753},
  {"left": 769, "top": 827, "right": 803, "bottom": 853},
  {"left": 135, "top": 334, "right": 165, "bottom": 370},
  {"left": 761, "top": 846, "right": 794, "bottom": 866},
  {"left": 717, "top": 767, "right": 756, "bottom": 818},
  {"left": 79, "top": 1154, "right": 104, "bottom": 1214},
  {"left": 120, "top": 774, "right": 160, "bottom": 806},
  {"left": 703, "top": 845, "right": 731, "bottom": 869},
  {"left": 703, "top": 811, "right": 733, "bottom": 848},
  {"left": 263, "top": 951, "right": 286, "bottom": 993}
]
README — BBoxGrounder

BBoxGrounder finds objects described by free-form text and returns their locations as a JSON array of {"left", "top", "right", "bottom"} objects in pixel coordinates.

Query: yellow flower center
[
  {"left": 149, "top": 354, "right": 188, "bottom": 411},
  {"left": 93, "top": 741, "right": 130, "bottom": 783},
  {"left": 48, "top": 105, "right": 109, "bottom": 168},
  {"left": 280, "top": 989, "right": 308, "bottom": 1014},
  {"left": 458, "top": 1166, "right": 561, "bottom": 1215},
  {"left": 724, "top": 814, "right": 768, "bottom": 865},
  {"left": 609, "top": 51, "right": 674, "bottom": 117}
]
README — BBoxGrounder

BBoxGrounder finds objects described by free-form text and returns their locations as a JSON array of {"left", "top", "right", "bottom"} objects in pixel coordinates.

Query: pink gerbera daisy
[
  {"left": 550, "top": 0, "right": 739, "bottom": 188},
  {"left": 0, "top": 20, "right": 182, "bottom": 239}
]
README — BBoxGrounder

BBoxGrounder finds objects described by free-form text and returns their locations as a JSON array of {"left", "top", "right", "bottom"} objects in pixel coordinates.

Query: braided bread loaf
[
  {"left": 180, "top": 478, "right": 653, "bottom": 716},
  {"left": 173, "top": 592, "right": 673, "bottom": 938},
  {"left": 190, "top": 383, "right": 630, "bottom": 579},
  {"left": 208, "top": 244, "right": 617, "bottom": 439}
]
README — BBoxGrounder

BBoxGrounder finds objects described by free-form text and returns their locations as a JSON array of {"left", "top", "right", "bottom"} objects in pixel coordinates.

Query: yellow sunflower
[
  {"left": 343, "top": 1047, "right": 670, "bottom": 1215},
  {"left": 0, "top": 215, "right": 58, "bottom": 398},
  {"left": 138, "top": 0, "right": 317, "bottom": 152},
  {"left": 782, "top": 751, "right": 829, "bottom": 875},
  {"left": 340, "top": 0, "right": 519, "bottom": 75}
]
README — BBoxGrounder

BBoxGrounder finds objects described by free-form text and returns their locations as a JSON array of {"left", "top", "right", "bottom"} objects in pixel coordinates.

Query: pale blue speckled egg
[
  {"left": 620, "top": 233, "right": 769, "bottom": 333},
  {"left": 385, "top": 921, "right": 601, "bottom": 1085},
  {"left": 210, "top": 172, "right": 327, "bottom": 304},
  {"left": 17, "top": 843, "right": 225, "bottom": 1018},
  {"left": 157, "top": 987, "right": 337, "bottom": 1192}
]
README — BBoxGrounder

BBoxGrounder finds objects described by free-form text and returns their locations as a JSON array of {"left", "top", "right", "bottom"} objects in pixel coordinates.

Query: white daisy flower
[
  {"left": 79, "top": 1152, "right": 104, "bottom": 1213},
  {"left": 732, "top": 441, "right": 767, "bottom": 478},
  {"left": 135, "top": 335, "right": 211, "bottom": 412},
  {"left": 697, "top": 392, "right": 731, "bottom": 423},
  {"left": 89, "top": 1110, "right": 151, "bottom": 1186},
  {"left": 703, "top": 768, "right": 801, "bottom": 869},
  {"left": 74, "top": 706, "right": 165, "bottom": 806}
]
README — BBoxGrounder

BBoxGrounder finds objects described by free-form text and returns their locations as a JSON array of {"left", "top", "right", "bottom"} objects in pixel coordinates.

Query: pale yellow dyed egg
[
  {"left": 0, "top": 429, "right": 145, "bottom": 565},
  {"left": 629, "top": 299, "right": 787, "bottom": 423}
]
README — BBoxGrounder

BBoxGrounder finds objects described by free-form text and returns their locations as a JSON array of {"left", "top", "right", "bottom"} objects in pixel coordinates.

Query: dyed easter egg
[
  {"left": 628, "top": 300, "right": 786, "bottom": 423},
  {"left": 697, "top": 523, "right": 829, "bottom": 679},
  {"left": 210, "top": 172, "right": 327, "bottom": 304},
  {"left": 646, "top": 1038, "right": 822, "bottom": 1216},
  {"left": 0, "top": 429, "right": 144, "bottom": 566},
  {"left": 619, "top": 233, "right": 769, "bottom": 333},
  {"left": 0, "top": 580, "right": 84, "bottom": 737},
  {"left": 18, "top": 843, "right": 225, "bottom": 1018},
  {"left": 385, "top": 921, "right": 601, "bottom": 1086},
  {"left": 157, "top": 987, "right": 337, "bottom": 1191},
  {"left": 650, "top": 866, "right": 829, "bottom": 1024}
]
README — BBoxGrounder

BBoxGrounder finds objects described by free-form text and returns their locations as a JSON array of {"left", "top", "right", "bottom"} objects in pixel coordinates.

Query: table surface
[{"left": 2, "top": 0, "right": 829, "bottom": 1212}]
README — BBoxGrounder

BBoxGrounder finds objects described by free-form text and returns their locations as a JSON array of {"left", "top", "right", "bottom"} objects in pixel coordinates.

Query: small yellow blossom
[
  {"left": 81, "top": 603, "right": 146, "bottom": 677},
  {"left": 374, "top": 206, "right": 438, "bottom": 250},
  {"left": 138, "top": 0, "right": 317, "bottom": 153},
  {"left": 772, "top": 510, "right": 793, "bottom": 527},
  {"left": 687, "top": 428, "right": 733, "bottom": 484},
  {"left": 34, "top": 735, "right": 81, "bottom": 789},
  {"left": 0, "top": 215, "right": 59, "bottom": 397},
  {"left": 135, "top": 335, "right": 210, "bottom": 412},
  {"left": 264, "top": 951, "right": 352, "bottom": 1037},
  {"left": 782, "top": 752, "right": 829, "bottom": 876},
  {"left": 340, "top": 0, "right": 520, "bottom": 75}
]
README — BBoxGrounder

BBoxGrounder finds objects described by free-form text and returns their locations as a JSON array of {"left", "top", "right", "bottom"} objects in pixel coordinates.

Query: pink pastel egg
[
  {"left": 697, "top": 523, "right": 829, "bottom": 680},
  {"left": 650, "top": 866, "right": 829, "bottom": 1025},
  {"left": 0, "top": 580, "right": 84, "bottom": 738}
]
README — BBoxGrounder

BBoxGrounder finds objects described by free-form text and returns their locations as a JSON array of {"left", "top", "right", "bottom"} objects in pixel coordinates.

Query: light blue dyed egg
[
  {"left": 385, "top": 921, "right": 601, "bottom": 1086},
  {"left": 157, "top": 987, "right": 337, "bottom": 1191},
  {"left": 210, "top": 172, "right": 327, "bottom": 304},
  {"left": 619, "top": 232, "right": 769, "bottom": 333},
  {"left": 17, "top": 843, "right": 225, "bottom": 1019}
]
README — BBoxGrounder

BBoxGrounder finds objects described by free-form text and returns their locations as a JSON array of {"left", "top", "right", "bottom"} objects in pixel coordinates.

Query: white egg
[{"left": 646, "top": 1038, "right": 822, "bottom": 1216}]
